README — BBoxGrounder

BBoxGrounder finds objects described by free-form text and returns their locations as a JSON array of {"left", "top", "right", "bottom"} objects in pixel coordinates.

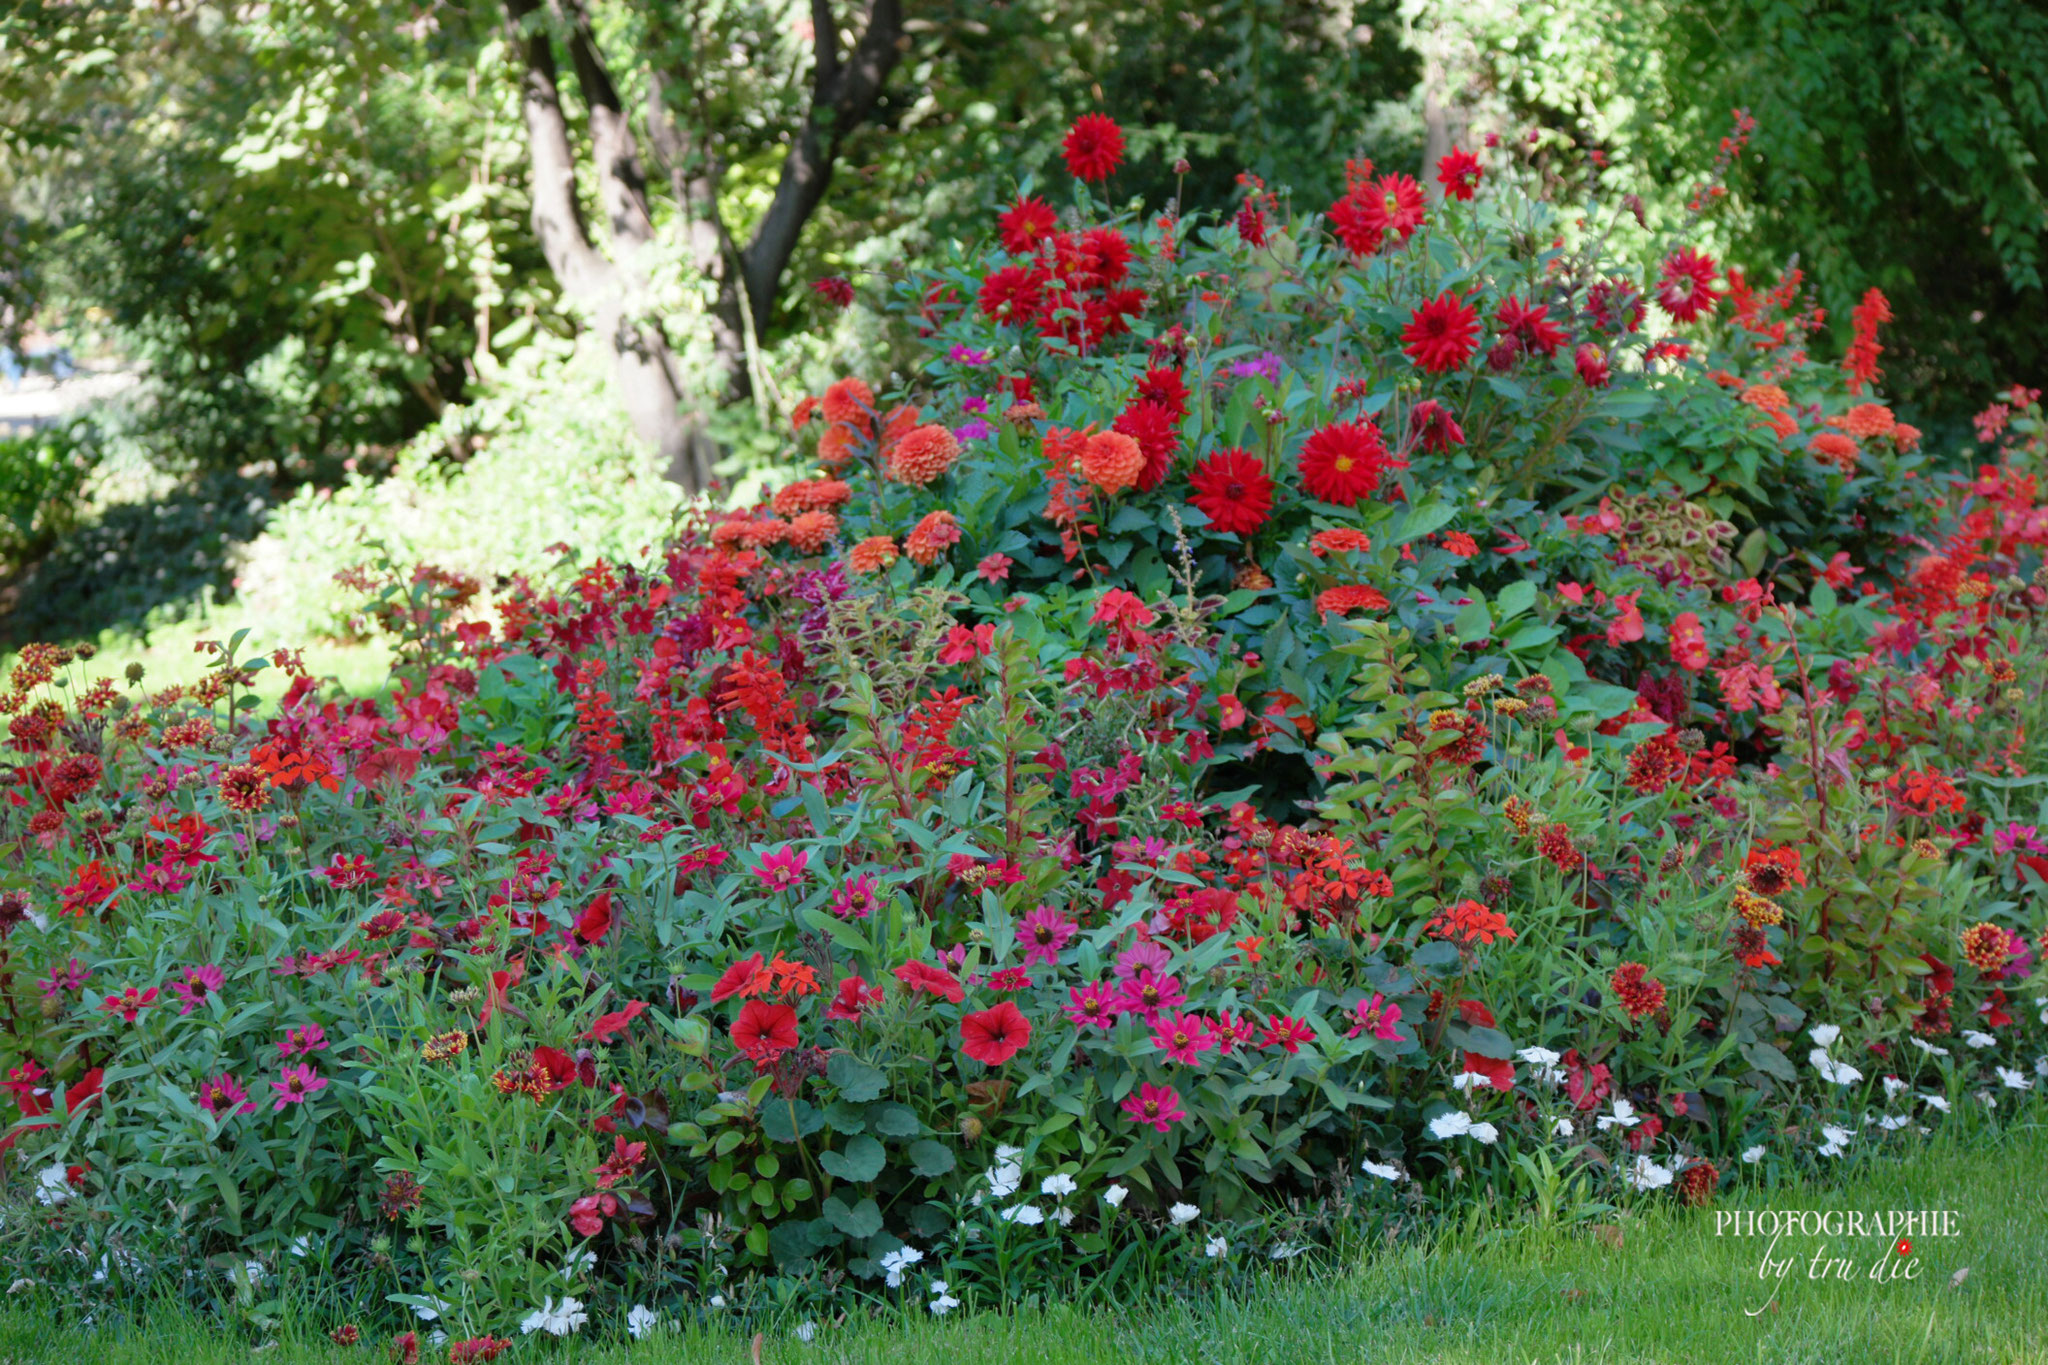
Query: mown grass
[{"left": 4, "top": 1113, "right": 2040, "bottom": 1365}]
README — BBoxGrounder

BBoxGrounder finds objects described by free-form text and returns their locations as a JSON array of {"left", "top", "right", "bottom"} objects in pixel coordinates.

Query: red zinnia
[
  {"left": 1655, "top": 248, "right": 1721, "bottom": 323},
  {"left": 1298, "top": 420, "right": 1399, "bottom": 506},
  {"left": 730, "top": 1000, "right": 799, "bottom": 1064},
  {"left": 1402, "top": 291, "right": 1480, "bottom": 373},
  {"left": 959, "top": 1001, "right": 1032, "bottom": 1065},
  {"left": 1436, "top": 147, "right": 1482, "bottom": 201},
  {"left": 998, "top": 195, "right": 1059, "bottom": 255},
  {"left": 1187, "top": 448, "right": 1274, "bottom": 536},
  {"left": 1063, "top": 113, "right": 1125, "bottom": 182}
]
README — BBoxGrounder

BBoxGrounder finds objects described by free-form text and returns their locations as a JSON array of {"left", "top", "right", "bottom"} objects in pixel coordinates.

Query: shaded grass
[{"left": 3, "top": 1116, "right": 2040, "bottom": 1364}]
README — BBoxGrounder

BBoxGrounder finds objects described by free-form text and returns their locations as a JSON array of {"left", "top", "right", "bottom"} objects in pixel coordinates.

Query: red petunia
[
  {"left": 580, "top": 999, "right": 648, "bottom": 1043},
  {"left": 730, "top": 1000, "right": 799, "bottom": 1064},
  {"left": 1655, "top": 248, "right": 1721, "bottom": 323},
  {"left": 1436, "top": 147, "right": 1482, "bottom": 201},
  {"left": 1063, "top": 113, "right": 1126, "bottom": 182},
  {"left": 1187, "top": 448, "right": 1275, "bottom": 537},
  {"left": 998, "top": 195, "right": 1059, "bottom": 255},
  {"left": 1298, "top": 420, "right": 1400, "bottom": 506},
  {"left": 893, "top": 959, "right": 965, "bottom": 1004},
  {"left": 1402, "top": 291, "right": 1481, "bottom": 373},
  {"left": 573, "top": 891, "right": 614, "bottom": 945},
  {"left": 959, "top": 1001, "right": 1032, "bottom": 1066},
  {"left": 827, "top": 974, "right": 884, "bottom": 1022},
  {"left": 710, "top": 953, "right": 768, "bottom": 1004}
]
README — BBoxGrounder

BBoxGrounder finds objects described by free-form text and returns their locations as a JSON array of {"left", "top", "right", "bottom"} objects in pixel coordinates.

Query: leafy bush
[
  {"left": 0, "top": 421, "right": 99, "bottom": 574},
  {"left": 1, "top": 121, "right": 2044, "bottom": 1346}
]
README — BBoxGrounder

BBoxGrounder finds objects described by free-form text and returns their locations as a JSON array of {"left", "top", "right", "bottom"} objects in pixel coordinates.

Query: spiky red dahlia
[
  {"left": 1436, "top": 147, "right": 1482, "bottom": 201},
  {"left": 1187, "top": 448, "right": 1274, "bottom": 536},
  {"left": 1113, "top": 399, "right": 1181, "bottom": 490},
  {"left": 1402, "top": 291, "right": 1481, "bottom": 373},
  {"left": 1062, "top": 113, "right": 1125, "bottom": 182},
  {"left": 1655, "top": 247, "right": 1722, "bottom": 322},
  {"left": 1298, "top": 420, "right": 1399, "bottom": 506},
  {"left": 998, "top": 195, "right": 1059, "bottom": 255}
]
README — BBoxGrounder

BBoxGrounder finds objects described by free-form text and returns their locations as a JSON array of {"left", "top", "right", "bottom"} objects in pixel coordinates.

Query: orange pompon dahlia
[
  {"left": 785, "top": 511, "right": 838, "bottom": 554},
  {"left": 1739, "top": 383, "right": 1789, "bottom": 414},
  {"left": 1310, "top": 528, "right": 1373, "bottom": 557},
  {"left": 904, "top": 510, "right": 962, "bottom": 566},
  {"left": 848, "top": 535, "right": 899, "bottom": 574},
  {"left": 816, "top": 423, "right": 861, "bottom": 468},
  {"left": 1315, "top": 584, "right": 1391, "bottom": 617},
  {"left": 887, "top": 424, "right": 961, "bottom": 486},
  {"left": 1840, "top": 403, "right": 1896, "bottom": 439},
  {"left": 820, "top": 377, "right": 875, "bottom": 431},
  {"left": 1809, "top": 431, "right": 1858, "bottom": 473},
  {"left": 1078, "top": 431, "right": 1146, "bottom": 494}
]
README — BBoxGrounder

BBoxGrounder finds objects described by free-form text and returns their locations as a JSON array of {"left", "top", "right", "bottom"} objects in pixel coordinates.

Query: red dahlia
[
  {"left": 1574, "top": 343, "right": 1611, "bottom": 388},
  {"left": 1436, "top": 147, "right": 1482, "bottom": 201},
  {"left": 1655, "top": 247, "right": 1721, "bottom": 322},
  {"left": 1495, "top": 295, "right": 1566, "bottom": 358},
  {"left": 977, "top": 265, "right": 1042, "bottom": 326},
  {"left": 810, "top": 276, "right": 854, "bottom": 308},
  {"left": 1298, "top": 420, "right": 1400, "bottom": 506},
  {"left": 1407, "top": 399, "right": 1466, "bottom": 453},
  {"left": 1367, "top": 173, "right": 1428, "bottom": 239},
  {"left": 1063, "top": 113, "right": 1126, "bottom": 182},
  {"left": 1187, "top": 448, "right": 1274, "bottom": 536},
  {"left": 1402, "top": 291, "right": 1481, "bottom": 373},
  {"left": 1077, "top": 226, "right": 1133, "bottom": 285},
  {"left": 1328, "top": 188, "right": 1385, "bottom": 257},
  {"left": 998, "top": 195, "right": 1059, "bottom": 255},
  {"left": 1113, "top": 398, "right": 1181, "bottom": 490}
]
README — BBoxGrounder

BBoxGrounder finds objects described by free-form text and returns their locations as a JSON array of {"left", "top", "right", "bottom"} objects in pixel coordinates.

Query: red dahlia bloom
[
  {"left": 1655, "top": 247, "right": 1721, "bottom": 322},
  {"left": 977, "top": 265, "right": 1043, "bottom": 326},
  {"left": 1402, "top": 291, "right": 1481, "bottom": 373},
  {"left": 1063, "top": 113, "right": 1125, "bottom": 182},
  {"left": 730, "top": 999, "right": 799, "bottom": 1064},
  {"left": 810, "top": 276, "right": 854, "bottom": 308},
  {"left": 1407, "top": 399, "right": 1465, "bottom": 453},
  {"left": 1187, "top": 448, "right": 1274, "bottom": 536},
  {"left": 1077, "top": 227, "right": 1133, "bottom": 285},
  {"left": 1495, "top": 295, "right": 1566, "bottom": 358},
  {"left": 1436, "top": 147, "right": 1482, "bottom": 201},
  {"left": 1574, "top": 343, "right": 1611, "bottom": 389},
  {"left": 998, "top": 195, "right": 1059, "bottom": 255},
  {"left": 959, "top": 1001, "right": 1032, "bottom": 1065},
  {"left": 1135, "top": 365, "right": 1191, "bottom": 421},
  {"left": 1366, "top": 173, "right": 1428, "bottom": 239},
  {"left": 1328, "top": 187, "right": 1385, "bottom": 257},
  {"left": 1113, "top": 398, "right": 1181, "bottom": 490},
  {"left": 1298, "top": 420, "right": 1400, "bottom": 506}
]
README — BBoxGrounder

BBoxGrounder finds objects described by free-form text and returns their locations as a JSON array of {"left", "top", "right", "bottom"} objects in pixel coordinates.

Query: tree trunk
[{"left": 505, "top": 0, "right": 712, "bottom": 490}]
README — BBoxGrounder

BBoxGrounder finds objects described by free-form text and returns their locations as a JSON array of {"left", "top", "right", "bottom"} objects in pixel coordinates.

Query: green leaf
[
  {"left": 819, "top": 1134, "right": 886, "bottom": 1183},
  {"left": 761, "top": 1099, "right": 825, "bottom": 1144},
  {"left": 906, "top": 1139, "right": 956, "bottom": 1177},
  {"left": 1453, "top": 599, "right": 1493, "bottom": 643},
  {"left": 822, "top": 1195, "right": 884, "bottom": 1239},
  {"left": 866, "top": 1102, "right": 922, "bottom": 1138},
  {"left": 1740, "top": 1042, "right": 1798, "bottom": 1083},
  {"left": 826, "top": 1053, "right": 887, "bottom": 1103},
  {"left": 1494, "top": 579, "right": 1538, "bottom": 621}
]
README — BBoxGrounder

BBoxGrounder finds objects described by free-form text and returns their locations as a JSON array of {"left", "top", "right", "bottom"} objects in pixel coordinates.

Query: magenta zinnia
[{"left": 1121, "top": 1081, "right": 1187, "bottom": 1132}]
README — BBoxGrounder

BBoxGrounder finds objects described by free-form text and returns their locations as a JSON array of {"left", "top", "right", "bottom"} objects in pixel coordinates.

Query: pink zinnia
[
  {"left": 1064, "top": 980, "right": 1124, "bottom": 1030},
  {"left": 1015, "top": 906, "right": 1077, "bottom": 967},
  {"left": 1113, "top": 939, "right": 1172, "bottom": 980},
  {"left": 172, "top": 964, "right": 225, "bottom": 1016},
  {"left": 753, "top": 846, "right": 810, "bottom": 893},
  {"left": 1259, "top": 1014, "right": 1315, "bottom": 1054},
  {"left": 278, "top": 1023, "right": 329, "bottom": 1058},
  {"left": 198, "top": 1072, "right": 256, "bottom": 1116},
  {"left": 1117, "top": 968, "right": 1186, "bottom": 1023},
  {"left": 1121, "top": 1082, "right": 1187, "bottom": 1132},
  {"left": 271, "top": 1063, "right": 327, "bottom": 1111},
  {"left": 1150, "top": 1010, "right": 1217, "bottom": 1066},
  {"left": 830, "top": 873, "right": 879, "bottom": 920}
]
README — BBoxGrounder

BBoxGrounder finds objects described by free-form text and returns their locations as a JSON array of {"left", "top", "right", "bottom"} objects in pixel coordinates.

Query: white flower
[
  {"left": 1909, "top": 1037, "right": 1951, "bottom": 1057},
  {"left": 1978, "top": 1091, "right": 1998, "bottom": 1110},
  {"left": 1995, "top": 1067, "right": 2033, "bottom": 1091},
  {"left": 1054, "top": 1204, "right": 1076, "bottom": 1226},
  {"left": 1451, "top": 1071, "right": 1495, "bottom": 1092},
  {"left": 1204, "top": 1235, "right": 1228, "bottom": 1258},
  {"left": 986, "top": 1162, "right": 1023, "bottom": 1199},
  {"left": 1103, "top": 1184, "right": 1129, "bottom": 1208},
  {"left": 1516, "top": 1047, "right": 1566, "bottom": 1086},
  {"left": 1553, "top": 1117, "right": 1575, "bottom": 1138},
  {"left": 1809, "top": 1024, "right": 1841, "bottom": 1048},
  {"left": 1625, "top": 1157, "right": 1674, "bottom": 1192},
  {"left": 794, "top": 1321, "right": 818, "bottom": 1344},
  {"left": 1875, "top": 1114, "right": 1910, "bottom": 1131},
  {"left": 1922, "top": 1093, "right": 1950, "bottom": 1113},
  {"left": 928, "top": 1288, "right": 960, "bottom": 1316},
  {"left": 2036, "top": 1056, "right": 2048, "bottom": 1078},
  {"left": 1269, "top": 1243, "right": 1307, "bottom": 1260},
  {"left": 1741, "top": 1144, "right": 1766, "bottom": 1164},
  {"left": 562, "top": 1248, "right": 596, "bottom": 1279},
  {"left": 1468, "top": 1122, "right": 1499, "bottom": 1145},
  {"left": 1963, "top": 1030, "right": 1997, "bottom": 1050},
  {"left": 1817, "top": 1125, "right": 1854, "bottom": 1158},
  {"left": 1169, "top": 1202, "right": 1200, "bottom": 1226},
  {"left": 428, "top": 1332, "right": 447, "bottom": 1348},
  {"left": 1001, "top": 1203, "right": 1045, "bottom": 1226},
  {"left": 995, "top": 1144, "right": 1023, "bottom": 1164},
  {"left": 1881, "top": 1075, "right": 1909, "bottom": 1100},
  {"left": 1360, "top": 1159, "right": 1403, "bottom": 1182},
  {"left": 625, "top": 1305, "right": 660, "bottom": 1340},
  {"left": 33, "top": 1164, "right": 70, "bottom": 1207},
  {"left": 288, "top": 1235, "right": 314, "bottom": 1259},
  {"left": 879, "top": 1246, "right": 924, "bottom": 1288},
  {"left": 414, "top": 1296, "right": 452, "bottom": 1323},
  {"left": 1596, "top": 1100, "right": 1639, "bottom": 1132},
  {"left": 1810, "top": 1049, "right": 1864, "bottom": 1086},
  {"left": 1429, "top": 1110, "right": 1474, "bottom": 1139},
  {"left": 1040, "top": 1172, "right": 1077, "bottom": 1198},
  {"left": 519, "top": 1296, "right": 587, "bottom": 1337},
  {"left": 709, "top": 1294, "right": 727, "bottom": 1309}
]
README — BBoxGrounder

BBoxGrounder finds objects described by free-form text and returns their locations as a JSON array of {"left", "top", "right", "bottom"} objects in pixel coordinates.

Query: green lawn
[{"left": 6, "top": 1115, "right": 2042, "bottom": 1365}]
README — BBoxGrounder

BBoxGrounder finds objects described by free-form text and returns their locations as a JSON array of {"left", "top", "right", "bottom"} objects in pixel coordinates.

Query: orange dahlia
[
  {"left": 904, "top": 511, "right": 962, "bottom": 566},
  {"left": 1079, "top": 431, "right": 1145, "bottom": 494},
  {"left": 848, "top": 536, "right": 899, "bottom": 573},
  {"left": 821, "top": 377, "right": 875, "bottom": 431},
  {"left": 785, "top": 511, "right": 838, "bottom": 554},
  {"left": 887, "top": 424, "right": 961, "bottom": 486},
  {"left": 1315, "top": 584, "right": 1391, "bottom": 616}
]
